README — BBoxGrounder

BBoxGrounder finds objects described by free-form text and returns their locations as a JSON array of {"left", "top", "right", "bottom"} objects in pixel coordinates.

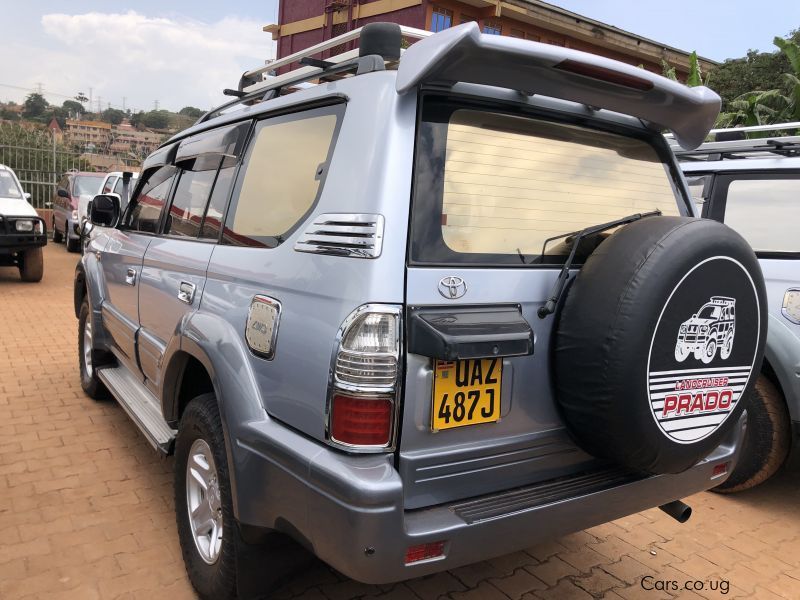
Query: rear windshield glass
[
  {"left": 74, "top": 175, "right": 105, "bottom": 197},
  {"left": 410, "top": 99, "right": 685, "bottom": 265},
  {"left": 723, "top": 178, "right": 800, "bottom": 253}
]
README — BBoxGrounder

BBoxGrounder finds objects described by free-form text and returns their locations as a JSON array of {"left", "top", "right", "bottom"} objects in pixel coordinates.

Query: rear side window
[
  {"left": 126, "top": 166, "right": 177, "bottom": 233},
  {"left": 102, "top": 176, "right": 117, "bottom": 194},
  {"left": 723, "top": 178, "right": 800, "bottom": 253},
  {"left": 410, "top": 98, "right": 684, "bottom": 265},
  {"left": 223, "top": 104, "right": 344, "bottom": 248},
  {"left": 167, "top": 167, "right": 217, "bottom": 238}
]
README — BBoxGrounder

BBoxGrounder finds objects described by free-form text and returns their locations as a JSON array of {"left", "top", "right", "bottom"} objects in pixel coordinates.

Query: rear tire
[
  {"left": 714, "top": 375, "right": 791, "bottom": 493},
  {"left": 175, "top": 394, "right": 238, "bottom": 600},
  {"left": 78, "top": 299, "right": 109, "bottom": 399},
  {"left": 18, "top": 247, "right": 43, "bottom": 282},
  {"left": 66, "top": 225, "right": 80, "bottom": 253},
  {"left": 53, "top": 219, "right": 63, "bottom": 243}
]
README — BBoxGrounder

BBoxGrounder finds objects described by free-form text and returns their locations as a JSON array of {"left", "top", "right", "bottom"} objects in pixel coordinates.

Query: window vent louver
[{"left": 294, "top": 213, "right": 385, "bottom": 258}]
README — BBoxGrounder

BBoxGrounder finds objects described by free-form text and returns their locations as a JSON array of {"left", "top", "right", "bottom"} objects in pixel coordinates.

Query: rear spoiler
[{"left": 396, "top": 22, "right": 720, "bottom": 150}]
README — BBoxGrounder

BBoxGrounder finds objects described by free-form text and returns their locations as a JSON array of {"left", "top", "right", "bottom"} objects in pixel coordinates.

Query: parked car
[
  {"left": 0, "top": 164, "right": 47, "bottom": 281},
  {"left": 97, "top": 171, "right": 139, "bottom": 210},
  {"left": 75, "top": 23, "right": 766, "bottom": 599},
  {"left": 675, "top": 125, "right": 800, "bottom": 493},
  {"left": 52, "top": 171, "right": 105, "bottom": 252},
  {"left": 79, "top": 172, "right": 140, "bottom": 252}
]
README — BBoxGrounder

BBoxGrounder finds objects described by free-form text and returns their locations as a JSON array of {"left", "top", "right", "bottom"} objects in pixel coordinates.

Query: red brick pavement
[{"left": 1, "top": 244, "right": 799, "bottom": 599}]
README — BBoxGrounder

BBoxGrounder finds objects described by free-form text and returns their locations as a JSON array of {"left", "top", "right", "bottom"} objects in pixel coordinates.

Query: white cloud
[{"left": 5, "top": 11, "right": 274, "bottom": 113}]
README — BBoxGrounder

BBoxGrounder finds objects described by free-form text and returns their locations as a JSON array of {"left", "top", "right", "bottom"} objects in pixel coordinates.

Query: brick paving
[{"left": 1, "top": 243, "right": 799, "bottom": 600}]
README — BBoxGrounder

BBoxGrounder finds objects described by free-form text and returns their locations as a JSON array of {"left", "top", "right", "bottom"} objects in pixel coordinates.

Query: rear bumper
[{"left": 233, "top": 412, "right": 745, "bottom": 584}]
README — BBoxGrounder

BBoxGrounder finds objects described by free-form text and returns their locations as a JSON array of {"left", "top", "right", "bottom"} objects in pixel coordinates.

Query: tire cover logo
[{"left": 647, "top": 257, "right": 760, "bottom": 444}]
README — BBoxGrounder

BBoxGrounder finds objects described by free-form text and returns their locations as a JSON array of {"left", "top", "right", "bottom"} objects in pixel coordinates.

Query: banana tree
[
  {"left": 774, "top": 36, "right": 800, "bottom": 121},
  {"left": 715, "top": 89, "right": 790, "bottom": 129}
]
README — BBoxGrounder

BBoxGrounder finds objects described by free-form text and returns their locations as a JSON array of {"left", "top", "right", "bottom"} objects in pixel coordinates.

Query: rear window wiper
[{"left": 537, "top": 210, "right": 661, "bottom": 319}]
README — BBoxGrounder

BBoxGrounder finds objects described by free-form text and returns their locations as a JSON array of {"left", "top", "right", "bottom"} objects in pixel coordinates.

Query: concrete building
[
  {"left": 109, "top": 121, "right": 164, "bottom": 159},
  {"left": 65, "top": 119, "right": 112, "bottom": 151},
  {"left": 266, "top": 0, "right": 716, "bottom": 78}
]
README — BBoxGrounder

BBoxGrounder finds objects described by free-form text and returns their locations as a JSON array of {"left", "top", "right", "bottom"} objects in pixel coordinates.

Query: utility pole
[
  {"left": 154, "top": 99, "right": 159, "bottom": 111},
  {"left": 89, "top": 87, "right": 93, "bottom": 109},
  {"left": 122, "top": 97, "right": 126, "bottom": 111},
  {"left": 97, "top": 96, "right": 102, "bottom": 114},
  {"left": 35, "top": 82, "right": 43, "bottom": 95}
]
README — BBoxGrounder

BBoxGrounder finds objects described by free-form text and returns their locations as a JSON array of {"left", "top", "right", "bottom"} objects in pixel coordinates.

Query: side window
[
  {"left": 199, "top": 165, "right": 235, "bottom": 240},
  {"left": 222, "top": 104, "right": 344, "bottom": 248},
  {"left": 165, "top": 158, "right": 218, "bottom": 238},
  {"left": 102, "top": 176, "right": 117, "bottom": 194},
  {"left": 126, "top": 166, "right": 177, "bottom": 233},
  {"left": 723, "top": 177, "right": 800, "bottom": 253}
]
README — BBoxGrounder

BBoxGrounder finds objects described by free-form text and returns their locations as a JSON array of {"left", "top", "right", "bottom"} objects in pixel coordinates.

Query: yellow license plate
[{"left": 432, "top": 359, "right": 502, "bottom": 431}]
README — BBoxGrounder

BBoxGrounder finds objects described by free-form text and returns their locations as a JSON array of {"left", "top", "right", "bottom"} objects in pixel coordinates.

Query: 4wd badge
[{"left": 647, "top": 257, "right": 760, "bottom": 444}]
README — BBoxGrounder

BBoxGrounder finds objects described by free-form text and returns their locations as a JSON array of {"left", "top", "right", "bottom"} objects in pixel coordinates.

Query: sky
[{"left": 1, "top": 1, "right": 799, "bottom": 114}]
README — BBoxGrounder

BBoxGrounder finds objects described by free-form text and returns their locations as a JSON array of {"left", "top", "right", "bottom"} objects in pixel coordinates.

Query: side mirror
[
  {"left": 23, "top": 192, "right": 31, "bottom": 201},
  {"left": 57, "top": 188, "right": 70, "bottom": 199},
  {"left": 90, "top": 193, "right": 121, "bottom": 227}
]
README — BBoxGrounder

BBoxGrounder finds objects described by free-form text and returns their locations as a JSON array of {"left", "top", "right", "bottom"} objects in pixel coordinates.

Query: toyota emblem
[{"left": 438, "top": 276, "right": 467, "bottom": 299}]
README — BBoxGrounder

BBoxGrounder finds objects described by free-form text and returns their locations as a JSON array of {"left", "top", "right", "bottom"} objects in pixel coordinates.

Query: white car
[
  {"left": 0, "top": 164, "right": 47, "bottom": 281},
  {"left": 98, "top": 171, "right": 138, "bottom": 207}
]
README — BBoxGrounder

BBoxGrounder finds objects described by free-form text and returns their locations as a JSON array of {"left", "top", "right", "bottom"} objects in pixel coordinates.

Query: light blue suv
[
  {"left": 678, "top": 126, "right": 800, "bottom": 492},
  {"left": 74, "top": 22, "right": 766, "bottom": 600}
]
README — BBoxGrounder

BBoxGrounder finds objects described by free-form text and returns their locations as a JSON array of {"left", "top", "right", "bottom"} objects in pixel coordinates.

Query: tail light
[{"left": 328, "top": 305, "right": 401, "bottom": 451}]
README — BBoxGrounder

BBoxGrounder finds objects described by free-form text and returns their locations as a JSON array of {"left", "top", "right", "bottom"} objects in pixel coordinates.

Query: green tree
[
  {"left": 61, "top": 100, "right": 85, "bottom": 118},
  {"left": 774, "top": 36, "right": 800, "bottom": 121},
  {"left": 22, "top": 93, "right": 49, "bottom": 120},
  {"left": 716, "top": 89, "right": 789, "bottom": 128},
  {"left": 178, "top": 106, "right": 203, "bottom": 118},
  {"left": 102, "top": 107, "right": 126, "bottom": 125},
  {"left": 142, "top": 110, "right": 170, "bottom": 129},
  {"left": 130, "top": 110, "right": 146, "bottom": 128}
]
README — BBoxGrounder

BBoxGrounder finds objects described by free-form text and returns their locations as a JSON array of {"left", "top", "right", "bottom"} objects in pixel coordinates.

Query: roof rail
[
  {"left": 196, "top": 24, "right": 431, "bottom": 124},
  {"left": 669, "top": 129, "right": 800, "bottom": 160},
  {"left": 665, "top": 121, "right": 800, "bottom": 139}
]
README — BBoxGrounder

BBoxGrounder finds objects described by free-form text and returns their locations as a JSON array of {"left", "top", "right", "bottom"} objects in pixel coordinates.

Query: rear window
[
  {"left": 723, "top": 178, "right": 800, "bottom": 254},
  {"left": 410, "top": 99, "right": 685, "bottom": 265},
  {"left": 74, "top": 175, "right": 104, "bottom": 197}
]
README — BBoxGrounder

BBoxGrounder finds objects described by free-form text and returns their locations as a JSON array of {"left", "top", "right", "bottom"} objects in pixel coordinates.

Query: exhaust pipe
[{"left": 659, "top": 500, "right": 692, "bottom": 523}]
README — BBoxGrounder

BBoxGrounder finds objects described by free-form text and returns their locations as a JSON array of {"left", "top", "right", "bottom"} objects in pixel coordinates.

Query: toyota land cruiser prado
[{"left": 74, "top": 23, "right": 766, "bottom": 599}]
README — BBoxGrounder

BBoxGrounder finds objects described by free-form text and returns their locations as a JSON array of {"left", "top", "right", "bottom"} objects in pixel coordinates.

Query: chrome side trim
[{"left": 294, "top": 213, "right": 385, "bottom": 259}]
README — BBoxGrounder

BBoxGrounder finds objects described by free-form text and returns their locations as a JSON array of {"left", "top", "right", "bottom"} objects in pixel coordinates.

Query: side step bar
[{"left": 97, "top": 366, "right": 176, "bottom": 454}]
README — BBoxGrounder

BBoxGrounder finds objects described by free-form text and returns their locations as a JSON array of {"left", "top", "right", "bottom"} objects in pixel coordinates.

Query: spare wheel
[{"left": 553, "top": 216, "right": 766, "bottom": 474}]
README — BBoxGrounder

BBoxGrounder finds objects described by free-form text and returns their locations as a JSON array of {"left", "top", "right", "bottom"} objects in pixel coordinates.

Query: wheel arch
[
  {"left": 763, "top": 315, "right": 800, "bottom": 425},
  {"left": 162, "top": 312, "right": 268, "bottom": 519}
]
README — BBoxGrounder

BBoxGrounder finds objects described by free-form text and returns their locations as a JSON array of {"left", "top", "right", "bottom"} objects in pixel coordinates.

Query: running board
[{"left": 97, "top": 366, "right": 176, "bottom": 454}]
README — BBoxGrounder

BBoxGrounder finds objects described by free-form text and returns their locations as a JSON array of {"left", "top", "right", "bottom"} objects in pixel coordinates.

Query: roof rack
[
  {"left": 668, "top": 122, "right": 800, "bottom": 160},
  {"left": 197, "top": 23, "right": 431, "bottom": 124}
]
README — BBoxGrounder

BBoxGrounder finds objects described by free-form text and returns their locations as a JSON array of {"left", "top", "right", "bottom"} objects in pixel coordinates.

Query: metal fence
[{"left": 0, "top": 122, "right": 142, "bottom": 210}]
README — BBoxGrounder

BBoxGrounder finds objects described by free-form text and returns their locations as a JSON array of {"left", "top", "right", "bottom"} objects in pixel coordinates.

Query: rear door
[
  {"left": 706, "top": 171, "right": 800, "bottom": 317},
  {"left": 138, "top": 122, "right": 249, "bottom": 394},
  {"left": 400, "top": 95, "right": 690, "bottom": 509}
]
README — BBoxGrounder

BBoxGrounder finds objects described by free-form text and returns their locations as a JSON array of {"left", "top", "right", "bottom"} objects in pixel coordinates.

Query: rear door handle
[
  {"left": 125, "top": 268, "right": 137, "bottom": 286},
  {"left": 178, "top": 281, "right": 196, "bottom": 305}
]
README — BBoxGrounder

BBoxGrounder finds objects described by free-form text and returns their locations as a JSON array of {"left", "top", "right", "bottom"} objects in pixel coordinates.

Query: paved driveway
[{"left": 1, "top": 244, "right": 799, "bottom": 600}]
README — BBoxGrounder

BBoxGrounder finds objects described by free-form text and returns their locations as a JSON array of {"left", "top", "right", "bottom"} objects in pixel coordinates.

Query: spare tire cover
[{"left": 553, "top": 216, "right": 766, "bottom": 474}]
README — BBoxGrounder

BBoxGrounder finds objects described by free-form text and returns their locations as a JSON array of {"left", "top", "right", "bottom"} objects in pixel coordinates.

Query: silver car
[
  {"left": 74, "top": 22, "right": 765, "bottom": 599},
  {"left": 678, "top": 126, "right": 800, "bottom": 493}
]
